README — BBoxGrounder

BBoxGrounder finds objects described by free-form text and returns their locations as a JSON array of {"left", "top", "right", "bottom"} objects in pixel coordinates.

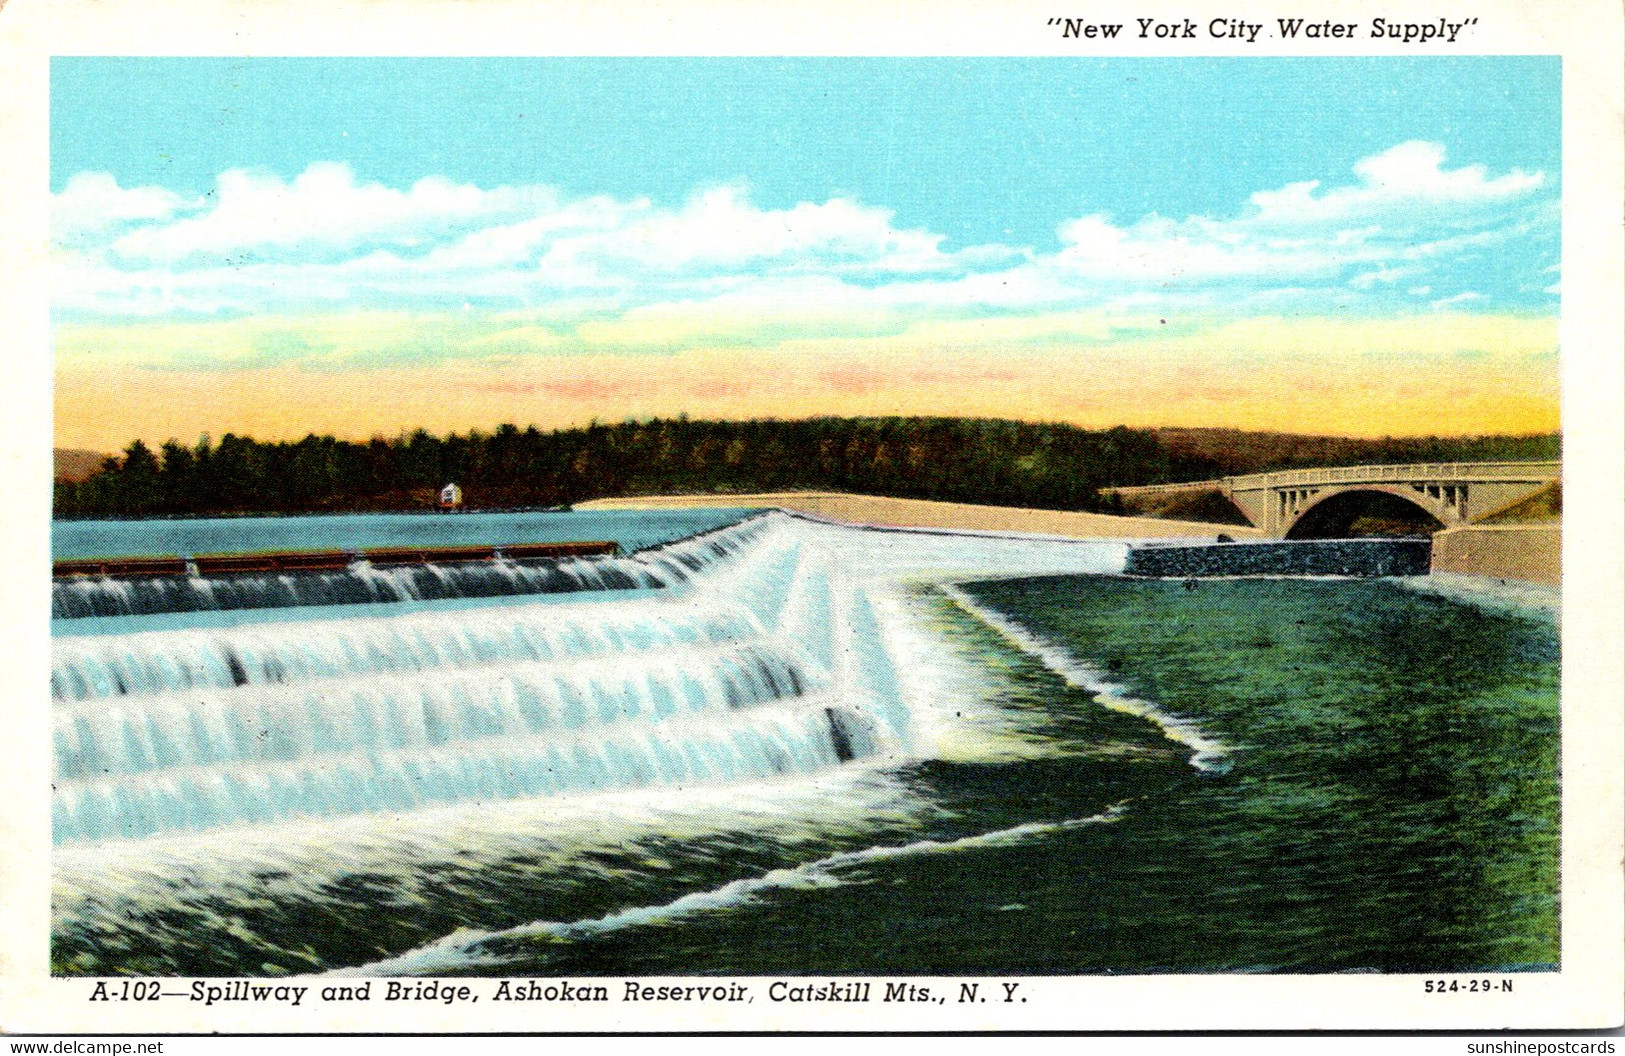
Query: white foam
[
  {"left": 55, "top": 766, "right": 931, "bottom": 931},
  {"left": 1393, "top": 571, "right": 1560, "bottom": 624},
  {"left": 940, "top": 584, "right": 1231, "bottom": 773},
  {"left": 325, "top": 802, "right": 1128, "bottom": 977}
]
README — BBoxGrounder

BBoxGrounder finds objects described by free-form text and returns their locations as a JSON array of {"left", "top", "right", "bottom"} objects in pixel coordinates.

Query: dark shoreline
[{"left": 49, "top": 504, "right": 582, "bottom": 523}]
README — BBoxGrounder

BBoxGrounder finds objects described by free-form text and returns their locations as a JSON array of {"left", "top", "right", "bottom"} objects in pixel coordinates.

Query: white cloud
[
  {"left": 531, "top": 184, "right": 1006, "bottom": 288},
  {"left": 1049, "top": 142, "right": 1548, "bottom": 290},
  {"left": 53, "top": 172, "right": 196, "bottom": 240},
  {"left": 53, "top": 142, "right": 1555, "bottom": 342},
  {"left": 1431, "top": 291, "right": 1486, "bottom": 310},
  {"left": 1053, "top": 213, "right": 1343, "bottom": 284},
  {"left": 1348, "top": 264, "right": 1424, "bottom": 290},
  {"left": 108, "top": 163, "right": 553, "bottom": 263},
  {"left": 1247, "top": 141, "right": 1542, "bottom": 230},
  {"left": 415, "top": 196, "right": 637, "bottom": 273}
]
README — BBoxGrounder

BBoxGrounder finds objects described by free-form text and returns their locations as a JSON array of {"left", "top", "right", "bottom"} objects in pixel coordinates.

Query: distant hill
[
  {"left": 1478, "top": 481, "right": 1562, "bottom": 524},
  {"left": 1150, "top": 428, "right": 1560, "bottom": 477},
  {"left": 53, "top": 449, "right": 110, "bottom": 483}
]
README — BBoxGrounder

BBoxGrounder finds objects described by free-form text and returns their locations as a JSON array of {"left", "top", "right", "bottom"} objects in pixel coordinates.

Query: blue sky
[
  {"left": 50, "top": 57, "right": 1563, "bottom": 444},
  {"left": 53, "top": 57, "right": 1559, "bottom": 253}
]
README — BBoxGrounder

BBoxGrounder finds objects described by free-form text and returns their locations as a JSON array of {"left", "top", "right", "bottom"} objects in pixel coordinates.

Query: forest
[{"left": 51, "top": 415, "right": 1562, "bottom": 519}]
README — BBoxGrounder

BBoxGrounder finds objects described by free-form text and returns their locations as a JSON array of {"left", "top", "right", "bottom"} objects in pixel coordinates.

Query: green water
[
  {"left": 949, "top": 576, "right": 1561, "bottom": 972},
  {"left": 438, "top": 577, "right": 1560, "bottom": 976},
  {"left": 54, "top": 574, "right": 1559, "bottom": 976},
  {"left": 51, "top": 508, "right": 757, "bottom": 560},
  {"left": 483, "top": 576, "right": 1557, "bottom": 976}
]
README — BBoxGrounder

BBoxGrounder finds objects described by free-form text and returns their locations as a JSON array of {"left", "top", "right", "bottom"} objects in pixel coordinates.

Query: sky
[{"left": 51, "top": 57, "right": 1561, "bottom": 449}]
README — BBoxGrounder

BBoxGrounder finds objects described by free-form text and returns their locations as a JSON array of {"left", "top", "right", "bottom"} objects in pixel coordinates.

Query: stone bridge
[{"left": 1107, "top": 461, "right": 1560, "bottom": 538}]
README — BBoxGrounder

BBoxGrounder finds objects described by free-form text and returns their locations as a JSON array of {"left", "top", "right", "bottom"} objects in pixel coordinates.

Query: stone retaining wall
[{"left": 1124, "top": 538, "right": 1432, "bottom": 578}]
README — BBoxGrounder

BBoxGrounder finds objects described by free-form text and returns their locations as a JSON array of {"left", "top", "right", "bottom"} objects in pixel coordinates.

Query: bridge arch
[
  {"left": 1111, "top": 461, "right": 1559, "bottom": 537},
  {"left": 1282, "top": 486, "right": 1447, "bottom": 540}
]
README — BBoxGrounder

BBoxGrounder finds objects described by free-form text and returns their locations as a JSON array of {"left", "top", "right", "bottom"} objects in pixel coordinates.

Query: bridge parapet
[
  {"left": 1226, "top": 461, "right": 1560, "bottom": 491},
  {"left": 1104, "top": 479, "right": 1227, "bottom": 500}
]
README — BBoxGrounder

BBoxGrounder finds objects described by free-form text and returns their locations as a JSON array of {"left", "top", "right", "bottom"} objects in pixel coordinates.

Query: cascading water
[
  {"left": 53, "top": 512, "right": 1133, "bottom": 850},
  {"left": 53, "top": 510, "right": 1149, "bottom": 975},
  {"left": 52, "top": 595, "right": 764, "bottom": 703},
  {"left": 50, "top": 515, "right": 904, "bottom": 846},
  {"left": 51, "top": 514, "right": 774, "bottom": 619},
  {"left": 49, "top": 511, "right": 1562, "bottom": 980}
]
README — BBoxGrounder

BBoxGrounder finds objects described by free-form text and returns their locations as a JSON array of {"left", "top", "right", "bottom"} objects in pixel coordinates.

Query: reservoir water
[
  {"left": 50, "top": 510, "right": 1559, "bottom": 976},
  {"left": 52, "top": 508, "right": 760, "bottom": 562}
]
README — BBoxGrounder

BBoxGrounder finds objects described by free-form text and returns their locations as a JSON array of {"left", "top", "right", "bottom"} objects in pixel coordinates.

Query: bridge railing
[
  {"left": 1224, "top": 461, "right": 1562, "bottom": 491},
  {"left": 1101, "top": 479, "right": 1227, "bottom": 498}
]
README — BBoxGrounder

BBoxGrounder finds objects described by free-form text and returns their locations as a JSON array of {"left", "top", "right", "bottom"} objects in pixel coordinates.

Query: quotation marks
[{"left": 1047, "top": 16, "right": 1482, "bottom": 44}]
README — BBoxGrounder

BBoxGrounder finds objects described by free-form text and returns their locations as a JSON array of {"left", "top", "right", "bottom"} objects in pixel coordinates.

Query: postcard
[{"left": 1, "top": 0, "right": 1620, "bottom": 1036}]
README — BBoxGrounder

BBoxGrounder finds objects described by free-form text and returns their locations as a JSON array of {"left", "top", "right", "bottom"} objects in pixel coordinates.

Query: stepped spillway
[
  {"left": 51, "top": 515, "right": 772, "bottom": 619},
  {"left": 51, "top": 513, "right": 1125, "bottom": 848}
]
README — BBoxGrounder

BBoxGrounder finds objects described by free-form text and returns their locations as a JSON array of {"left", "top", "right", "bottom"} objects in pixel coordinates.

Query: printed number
[
  {"left": 1423, "top": 978, "right": 1514, "bottom": 994},
  {"left": 90, "top": 980, "right": 163, "bottom": 1001}
]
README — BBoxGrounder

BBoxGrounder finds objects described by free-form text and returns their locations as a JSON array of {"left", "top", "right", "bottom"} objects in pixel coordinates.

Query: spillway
[
  {"left": 47, "top": 510, "right": 1118, "bottom": 844},
  {"left": 51, "top": 513, "right": 1124, "bottom": 849},
  {"left": 51, "top": 515, "right": 772, "bottom": 619}
]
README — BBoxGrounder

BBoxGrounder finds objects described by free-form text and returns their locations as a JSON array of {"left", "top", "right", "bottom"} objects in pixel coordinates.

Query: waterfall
[
  {"left": 52, "top": 598, "right": 763, "bottom": 703},
  {"left": 51, "top": 514, "right": 893, "bottom": 846},
  {"left": 52, "top": 512, "right": 1125, "bottom": 849},
  {"left": 51, "top": 515, "right": 773, "bottom": 619},
  {"left": 54, "top": 698, "right": 867, "bottom": 844}
]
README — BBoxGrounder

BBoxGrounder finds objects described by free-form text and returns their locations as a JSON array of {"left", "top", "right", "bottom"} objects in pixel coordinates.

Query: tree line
[
  {"left": 51, "top": 415, "right": 1561, "bottom": 519},
  {"left": 1151, "top": 427, "right": 1561, "bottom": 477}
]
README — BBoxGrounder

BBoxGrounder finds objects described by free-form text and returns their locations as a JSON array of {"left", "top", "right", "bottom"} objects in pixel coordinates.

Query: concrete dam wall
[{"left": 1431, "top": 524, "right": 1560, "bottom": 585}]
